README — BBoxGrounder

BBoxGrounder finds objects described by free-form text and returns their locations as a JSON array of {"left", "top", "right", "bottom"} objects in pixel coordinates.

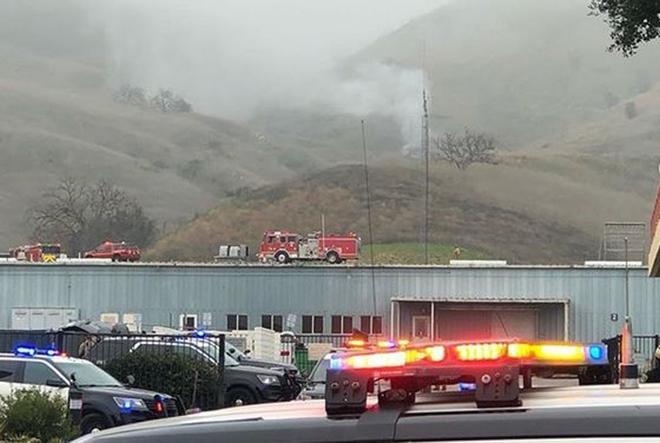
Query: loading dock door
[
  {"left": 436, "top": 309, "right": 537, "bottom": 341},
  {"left": 393, "top": 299, "right": 567, "bottom": 342},
  {"left": 435, "top": 310, "right": 492, "bottom": 340}
]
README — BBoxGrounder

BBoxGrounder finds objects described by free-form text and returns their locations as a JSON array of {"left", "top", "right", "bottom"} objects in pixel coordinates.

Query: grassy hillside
[
  {"left": 147, "top": 153, "right": 657, "bottom": 264},
  {"left": 360, "top": 243, "right": 489, "bottom": 265}
]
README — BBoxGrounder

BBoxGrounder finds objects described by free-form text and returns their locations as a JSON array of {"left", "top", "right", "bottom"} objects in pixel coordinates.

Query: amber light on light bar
[
  {"left": 455, "top": 343, "right": 508, "bottom": 361},
  {"left": 530, "top": 344, "right": 586, "bottom": 362}
]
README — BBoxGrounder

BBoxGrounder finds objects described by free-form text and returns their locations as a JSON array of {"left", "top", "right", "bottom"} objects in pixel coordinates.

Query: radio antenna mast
[
  {"left": 361, "top": 120, "right": 377, "bottom": 317},
  {"left": 422, "top": 88, "right": 430, "bottom": 265}
]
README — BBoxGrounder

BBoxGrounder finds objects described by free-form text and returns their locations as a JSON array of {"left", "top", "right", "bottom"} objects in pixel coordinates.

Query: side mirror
[
  {"left": 46, "top": 379, "right": 68, "bottom": 388},
  {"left": 126, "top": 375, "right": 135, "bottom": 386},
  {"left": 244, "top": 349, "right": 251, "bottom": 356}
]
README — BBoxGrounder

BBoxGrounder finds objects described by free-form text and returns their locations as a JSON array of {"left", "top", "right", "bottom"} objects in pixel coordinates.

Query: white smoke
[{"left": 84, "top": 0, "right": 439, "bottom": 149}]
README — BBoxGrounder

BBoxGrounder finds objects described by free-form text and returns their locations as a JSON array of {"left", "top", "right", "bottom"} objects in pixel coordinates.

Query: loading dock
[{"left": 391, "top": 298, "right": 568, "bottom": 342}]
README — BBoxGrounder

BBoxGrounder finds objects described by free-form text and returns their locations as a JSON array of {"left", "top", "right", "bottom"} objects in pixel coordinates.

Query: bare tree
[
  {"left": 432, "top": 128, "right": 498, "bottom": 170},
  {"left": 27, "top": 179, "right": 156, "bottom": 255}
]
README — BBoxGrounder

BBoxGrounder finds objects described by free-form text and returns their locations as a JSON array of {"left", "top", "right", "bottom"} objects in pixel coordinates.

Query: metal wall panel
[{"left": 0, "top": 264, "right": 658, "bottom": 342}]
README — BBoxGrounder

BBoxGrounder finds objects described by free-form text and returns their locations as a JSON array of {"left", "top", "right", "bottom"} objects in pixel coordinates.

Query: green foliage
[
  {"left": 590, "top": 0, "right": 660, "bottom": 56},
  {"left": 0, "top": 388, "right": 78, "bottom": 442},
  {"left": 104, "top": 352, "right": 221, "bottom": 410},
  {"left": 361, "top": 243, "right": 489, "bottom": 265}
]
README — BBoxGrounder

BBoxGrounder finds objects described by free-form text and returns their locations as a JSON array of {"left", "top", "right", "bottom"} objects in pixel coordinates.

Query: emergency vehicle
[
  {"left": 9, "top": 243, "right": 62, "bottom": 262},
  {"left": 75, "top": 338, "right": 660, "bottom": 443},
  {"left": 0, "top": 346, "right": 181, "bottom": 435},
  {"left": 257, "top": 230, "right": 360, "bottom": 264},
  {"left": 84, "top": 241, "right": 141, "bottom": 262}
]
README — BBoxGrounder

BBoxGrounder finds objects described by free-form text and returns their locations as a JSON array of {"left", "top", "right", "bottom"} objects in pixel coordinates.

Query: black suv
[
  {"left": 224, "top": 341, "right": 303, "bottom": 397},
  {"left": 87, "top": 337, "right": 297, "bottom": 407},
  {"left": 0, "top": 351, "right": 181, "bottom": 435}
]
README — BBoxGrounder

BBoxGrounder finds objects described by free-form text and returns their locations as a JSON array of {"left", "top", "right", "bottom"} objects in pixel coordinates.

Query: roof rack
[{"left": 324, "top": 340, "right": 609, "bottom": 416}]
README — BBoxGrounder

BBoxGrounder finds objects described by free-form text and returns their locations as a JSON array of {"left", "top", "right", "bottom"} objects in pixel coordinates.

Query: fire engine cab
[
  {"left": 257, "top": 230, "right": 360, "bottom": 264},
  {"left": 9, "top": 243, "right": 62, "bottom": 263}
]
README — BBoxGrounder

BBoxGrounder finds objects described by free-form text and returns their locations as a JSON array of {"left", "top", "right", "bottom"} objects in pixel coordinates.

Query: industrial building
[{"left": 1, "top": 262, "right": 658, "bottom": 344}]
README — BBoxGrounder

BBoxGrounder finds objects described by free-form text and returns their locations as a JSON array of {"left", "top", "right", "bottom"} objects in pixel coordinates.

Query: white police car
[{"left": 0, "top": 346, "right": 182, "bottom": 434}]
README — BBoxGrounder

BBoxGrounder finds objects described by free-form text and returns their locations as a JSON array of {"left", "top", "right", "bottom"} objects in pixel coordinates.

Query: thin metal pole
[
  {"left": 422, "top": 90, "right": 430, "bottom": 264},
  {"left": 361, "top": 120, "right": 377, "bottom": 317},
  {"left": 625, "top": 237, "right": 630, "bottom": 319}
]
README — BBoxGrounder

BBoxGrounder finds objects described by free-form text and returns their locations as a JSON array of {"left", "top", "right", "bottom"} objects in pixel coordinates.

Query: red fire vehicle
[
  {"left": 9, "top": 243, "right": 61, "bottom": 263},
  {"left": 84, "top": 241, "right": 141, "bottom": 262},
  {"left": 257, "top": 230, "right": 360, "bottom": 264}
]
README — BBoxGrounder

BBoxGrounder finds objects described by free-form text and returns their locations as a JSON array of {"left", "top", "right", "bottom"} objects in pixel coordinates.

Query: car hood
[
  {"left": 73, "top": 400, "right": 327, "bottom": 442},
  {"left": 226, "top": 364, "right": 283, "bottom": 377},
  {"left": 239, "top": 357, "right": 297, "bottom": 372},
  {"left": 80, "top": 386, "right": 169, "bottom": 399}
]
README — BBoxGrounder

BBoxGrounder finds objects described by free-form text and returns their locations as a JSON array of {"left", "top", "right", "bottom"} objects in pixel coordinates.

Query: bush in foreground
[
  {"left": 104, "top": 351, "right": 222, "bottom": 410},
  {"left": 0, "top": 388, "right": 77, "bottom": 442}
]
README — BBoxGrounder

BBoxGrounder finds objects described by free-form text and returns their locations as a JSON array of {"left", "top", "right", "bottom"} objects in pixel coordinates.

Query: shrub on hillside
[
  {"left": 104, "top": 351, "right": 222, "bottom": 410},
  {"left": 0, "top": 388, "right": 78, "bottom": 442}
]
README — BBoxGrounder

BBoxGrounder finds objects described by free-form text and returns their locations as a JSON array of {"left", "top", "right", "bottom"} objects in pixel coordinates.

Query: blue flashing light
[
  {"left": 194, "top": 330, "right": 206, "bottom": 338},
  {"left": 587, "top": 344, "right": 605, "bottom": 362},
  {"left": 122, "top": 400, "right": 132, "bottom": 410},
  {"left": 459, "top": 383, "right": 476, "bottom": 392},
  {"left": 14, "top": 345, "right": 62, "bottom": 358},
  {"left": 329, "top": 356, "right": 343, "bottom": 370},
  {"left": 14, "top": 346, "right": 36, "bottom": 357}
]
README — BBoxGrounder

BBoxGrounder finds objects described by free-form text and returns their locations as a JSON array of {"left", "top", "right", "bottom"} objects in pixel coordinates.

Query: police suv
[
  {"left": 0, "top": 347, "right": 181, "bottom": 434},
  {"left": 73, "top": 338, "right": 660, "bottom": 442}
]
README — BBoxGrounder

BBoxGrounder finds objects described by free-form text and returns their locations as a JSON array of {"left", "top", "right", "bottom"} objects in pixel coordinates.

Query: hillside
[
  {"left": 148, "top": 152, "right": 657, "bottom": 264},
  {"left": 0, "top": 42, "right": 396, "bottom": 249},
  {"left": 353, "top": 0, "right": 660, "bottom": 149}
]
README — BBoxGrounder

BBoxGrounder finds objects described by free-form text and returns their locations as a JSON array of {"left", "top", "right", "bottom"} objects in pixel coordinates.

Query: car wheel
[
  {"left": 225, "top": 387, "right": 257, "bottom": 407},
  {"left": 274, "top": 251, "right": 289, "bottom": 264},
  {"left": 81, "top": 412, "right": 111, "bottom": 434},
  {"left": 326, "top": 251, "right": 340, "bottom": 264},
  {"left": 112, "top": 254, "right": 120, "bottom": 262}
]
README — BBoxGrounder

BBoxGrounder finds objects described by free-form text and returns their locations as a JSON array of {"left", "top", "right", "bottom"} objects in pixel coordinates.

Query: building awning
[{"left": 650, "top": 186, "right": 660, "bottom": 277}]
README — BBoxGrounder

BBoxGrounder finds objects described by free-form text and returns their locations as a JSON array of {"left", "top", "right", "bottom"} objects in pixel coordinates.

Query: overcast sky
[{"left": 88, "top": 1, "right": 442, "bottom": 124}]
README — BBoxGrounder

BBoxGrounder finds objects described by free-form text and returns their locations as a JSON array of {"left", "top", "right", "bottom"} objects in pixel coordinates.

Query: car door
[
  {"left": 0, "top": 359, "right": 22, "bottom": 398},
  {"left": 18, "top": 360, "right": 70, "bottom": 401}
]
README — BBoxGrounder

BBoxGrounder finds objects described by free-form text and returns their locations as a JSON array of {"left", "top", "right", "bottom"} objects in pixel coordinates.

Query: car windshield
[
  {"left": 191, "top": 339, "right": 239, "bottom": 366},
  {"left": 310, "top": 357, "right": 331, "bottom": 384},
  {"left": 55, "top": 361, "right": 122, "bottom": 387}
]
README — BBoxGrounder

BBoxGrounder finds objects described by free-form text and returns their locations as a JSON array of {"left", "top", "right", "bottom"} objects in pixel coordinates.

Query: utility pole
[
  {"left": 620, "top": 236, "right": 639, "bottom": 389},
  {"left": 422, "top": 89, "right": 430, "bottom": 265},
  {"left": 361, "top": 120, "right": 377, "bottom": 317}
]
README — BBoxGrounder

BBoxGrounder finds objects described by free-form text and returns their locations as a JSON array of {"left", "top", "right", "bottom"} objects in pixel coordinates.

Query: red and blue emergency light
[{"left": 330, "top": 340, "right": 608, "bottom": 370}]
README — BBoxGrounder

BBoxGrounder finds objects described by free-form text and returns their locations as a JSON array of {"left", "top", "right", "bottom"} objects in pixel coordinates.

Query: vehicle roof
[
  {"left": 0, "top": 353, "right": 91, "bottom": 364},
  {"left": 74, "top": 384, "right": 660, "bottom": 442}
]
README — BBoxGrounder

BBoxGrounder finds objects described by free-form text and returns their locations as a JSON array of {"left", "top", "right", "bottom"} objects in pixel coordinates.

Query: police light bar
[
  {"left": 324, "top": 339, "right": 610, "bottom": 416},
  {"left": 14, "top": 345, "right": 63, "bottom": 357},
  {"left": 329, "top": 340, "right": 608, "bottom": 371}
]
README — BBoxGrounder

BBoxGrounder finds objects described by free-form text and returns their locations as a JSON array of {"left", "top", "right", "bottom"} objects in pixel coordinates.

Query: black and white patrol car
[{"left": 0, "top": 347, "right": 181, "bottom": 434}]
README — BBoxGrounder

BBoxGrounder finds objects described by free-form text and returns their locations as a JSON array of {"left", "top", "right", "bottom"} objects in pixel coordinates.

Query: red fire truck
[
  {"left": 9, "top": 243, "right": 62, "bottom": 263},
  {"left": 257, "top": 230, "right": 360, "bottom": 264}
]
